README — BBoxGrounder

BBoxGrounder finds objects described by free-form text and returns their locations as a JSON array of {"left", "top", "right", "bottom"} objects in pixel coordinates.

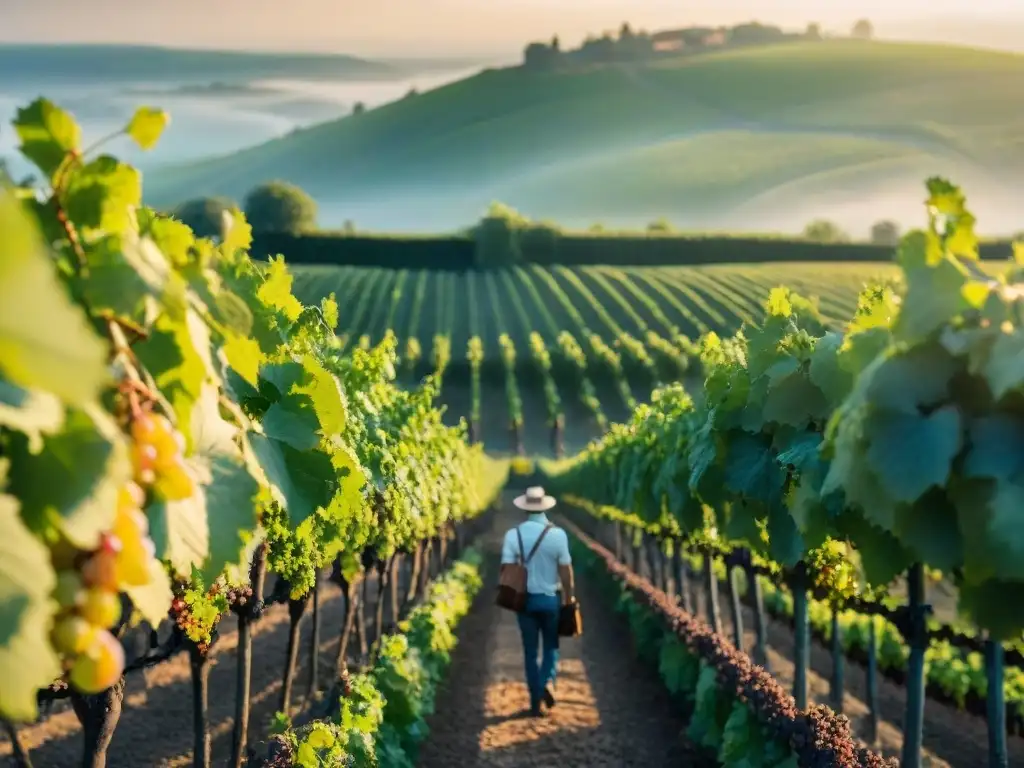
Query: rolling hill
[
  {"left": 144, "top": 40, "right": 1024, "bottom": 233},
  {"left": 0, "top": 43, "right": 397, "bottom": 83}
]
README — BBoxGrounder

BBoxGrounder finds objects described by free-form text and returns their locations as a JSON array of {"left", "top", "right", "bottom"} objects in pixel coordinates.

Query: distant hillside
[
  {"left": 144, "top": 41, "right": 1024, "bottom": 234},
  {"left": 0, "top": 43, "right": 396, "bottom": 83}
]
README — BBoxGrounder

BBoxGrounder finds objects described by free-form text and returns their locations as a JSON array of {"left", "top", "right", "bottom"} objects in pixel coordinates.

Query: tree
[
  {"left": 802, "top": 219, "right": 850, "bottom": 244},
  {"left": 869, "top": 219, "right": 901, "bottom": 247},
  {"left": 551, "top": 35, "right": 560, "bottom": 51},
  {"left": 619, "top": 22, "right": 634, "bottom": 41},
  {"left": 851, "top": 19, "right": 874, "bottom": 40},
  {"left": 647, "top": 218, "right": 674, "bottom": 233},
  {"left": 805, "top": 23, "right": 823, "bottom": 40},
  {"left": 243, "top": 181, "right": 317, "bottom": 234},
  {"left": 172, "top": 196, "right": 239, "bottom": 239},
  {"left": 352, "top": 101, "right": 366, "bottom": 115}
]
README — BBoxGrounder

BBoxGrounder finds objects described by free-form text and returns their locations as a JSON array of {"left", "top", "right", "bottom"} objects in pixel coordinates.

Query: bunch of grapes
[
  {"left": 130, "top": 411, "right": 194, "bottom": 501},
  {"left": 170, "top": 581, "right": 229, "bottom": 653},
  {"left": 50, "top": 482, "right": 158, "bottom": 693},
  {"left": 808, "top": 539, "right": 858, "bottom": 605}
]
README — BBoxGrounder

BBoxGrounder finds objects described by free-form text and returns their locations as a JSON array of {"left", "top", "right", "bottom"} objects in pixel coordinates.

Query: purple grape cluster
[{"left": 568, "top": 521, "right": 897, "bottom": 768}]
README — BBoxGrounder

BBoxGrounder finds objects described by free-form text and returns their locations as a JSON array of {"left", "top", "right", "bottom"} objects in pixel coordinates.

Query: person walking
[{"left": 501, "top": 486, "right": 576, "bottom": 717}]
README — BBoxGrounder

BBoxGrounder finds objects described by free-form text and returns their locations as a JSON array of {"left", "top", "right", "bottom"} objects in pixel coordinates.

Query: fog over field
[{"left": 0, "top": 58, "right": 481, "bottom": 185}]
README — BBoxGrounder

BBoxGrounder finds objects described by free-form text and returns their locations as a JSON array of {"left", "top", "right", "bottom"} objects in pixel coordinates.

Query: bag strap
[
  {"left": 524, "top": 524, "right": 554, "bottom": 564},
  {"left": 516, "top": 527, "right": 526, "bottom": 564}
]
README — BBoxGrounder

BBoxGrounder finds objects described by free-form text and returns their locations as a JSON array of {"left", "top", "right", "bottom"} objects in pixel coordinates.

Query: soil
[
  {"left": 0, "top": 575, "right": 379, "bottom": 767},
  {"left": 612, "top": 526, "right": 1024, "bottom": 768},
  {"left": 417, "top": 504, "right": 714, "bottom": 768}
]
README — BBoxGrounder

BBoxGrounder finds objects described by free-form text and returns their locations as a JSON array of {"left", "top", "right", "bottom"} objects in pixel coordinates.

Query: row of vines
[
  {"left": 541, "top": 178, "right": 1024, "bottom": 767},
  {"left": 0, "top": 98, "right": 505, "bottom": 768}
]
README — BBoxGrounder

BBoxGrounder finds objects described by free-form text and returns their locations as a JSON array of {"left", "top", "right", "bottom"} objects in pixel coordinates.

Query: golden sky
[{"left": 1, "top": 0, "right": 1021, "bottom": 56}]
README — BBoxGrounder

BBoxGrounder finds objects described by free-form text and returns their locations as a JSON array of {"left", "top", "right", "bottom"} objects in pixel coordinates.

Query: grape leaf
[
  {"left": 0, "top": 375, "right": 63, "bottom": 452},
  {"left": 841, "top": 511, "right": 913, "bottom": 587},
  {"left": 963, "top": 415, "right": 1024, "bottom": 482},
  {"left": 249, "top": 434, "right": 335, "bottom": 525},
  {"left": 8, "top": 405, "right": 129, "bottom": 549},
  {"left": 980, "top": 330, "right": 1024, "bottom": 400},
  {"left": 63, "top": 155, "right": 141, "bottom": 235},
  {"left": 864, "top": 405, "right": 961, "bottom": 503},
  {"left": 123, "top": 558, "right": 172, "bottom": 627},
  {"left": 223, "top": 334, "right": 262, "bottom": 388},
  {"left": 0, "top": 492, "right": 62, "bottom": 722},
  {"left": 148, "top": 386, "right": 260, "bottom": 578},
  {"left": 81, "top": 232, "right": 174, "bottom": 320},
  {"left": 893, "top": 492, "right": 963, "bottom": 572},
  {"left": 762, "top": 370, "right": 828, "bottom": 428},
  {"left": 134, "top": 310, "right": 208, "bottom": 450},
  {"left": 723, "top": 432, "right": 785, "bottom": 510},
  {"left": 863, "top": 344, "right": 956, "bottom": 415},
  {"left": 958, "top": 579, "right": 1024, "bottom": 641},
  {"left": 0, "top": 192, "right": 109, "bottom": 406},
  {"left": 257, "top": 257, "right": 303, "bottom": 324},
  {"left": 12, "top": 98, "right": 81, "bottom": 180},
  {"left": 125, "top": 107, "right": 169, "bottom": 151}
]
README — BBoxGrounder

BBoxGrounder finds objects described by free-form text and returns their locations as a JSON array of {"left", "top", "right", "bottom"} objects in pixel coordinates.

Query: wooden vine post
[
  {"left": 724, "top": 551, "right": 744, "bottom": 650},
  {"left": 230, "top": 543, "right": 267, "bottom": 768},
  {"left": 789, "top": 561, "right": 810, "bottom": 709},
  {"left": 672, "top": 539, "right": 693, "bottom": 614},
  {"left": 985, "top": 636, "right": 1008, "bottom": 768},
  {"left": 865, "top": 615, "right": 880, "bottom": 745},
  {"left": 829, "top": 608, "right": 844, "bottom": 712},
  {"left": 702, "top": 549, "right": 722, "bottom": 634},
  {"left": 745, "top": 560, "right": 769, "bottom": 671},
  {"left": 900, "top": 563, "right": 929, "bottom": 768}
]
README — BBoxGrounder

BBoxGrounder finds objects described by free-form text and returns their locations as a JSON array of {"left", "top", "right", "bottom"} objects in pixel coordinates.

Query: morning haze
[{"left": 1, "top": 0, "right": 1022, "bottom": 235}]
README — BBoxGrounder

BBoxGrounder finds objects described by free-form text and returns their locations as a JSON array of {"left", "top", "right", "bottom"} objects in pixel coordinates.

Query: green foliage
[
  {"left": 266, "top": 552, "right": 482, "bottom": 767},
  {"left": 244, "top": 180, "right": 318, "bottom": 234},
  {"left": 0, "top": 97, "right": 498, "bottom": 722},
  {"left": 543, "top": 177, "right": 1024, "bottom": 644}
]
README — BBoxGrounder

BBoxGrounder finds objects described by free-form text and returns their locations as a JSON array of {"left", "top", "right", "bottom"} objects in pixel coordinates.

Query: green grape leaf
[
  {"left": 8, "top": 405, "right": 129, "bottom": 548},
  {"left": 893, "top": 250, "right": 969, "bottom": 343},
  {"left": 134, "top": 310, "right": 208, "bottom": 450},
  {"left": 863, "top": 344, "right": 956, "bottom": 415},
  {"left": 123, "top": 557, "right": 172, "bottom": 627},
  {"left": 963, "top": 416, "right": 1024, "bottom": 482},
  {"left": 125, "top": 107, "right": 169, "bottom": 150},
  {"left": 12, "top": 98, "right": 81, "bottom": 180},
  {"left": 250, "top": 434, "right": 335, "bottom": 526},
  {"left": 980, "top": 330, "right": 1024, "bottom": 400},
  {"left": 808, "top": 332, "right": 851, "bottom": 405},
  {"left": 952, "top": 478, "right": 1024, "bottom": 583},
  {"left": 257, "top": 257, "right": 303, "bottom": 324},
  {"left": 223, "top": 333, "right": 263, "bottom": 388},
  {"left": 840, "top": 511, "right": 912, "bottom": 587},
  {"left": 0, "top": 492, "right": 62, "bottom": 722},
  {"left": 0, "top": 376, "right": 64, "bottom": 452},
  {"left": 0, "top": 192, "right": 109, "bottom": 405},
  {"left": 723, "top": 432, "right": 785, "bottom": 510},
  {"left": 762, "top": 370, "right": 828, "bottom": 428},
  {"left": 864, "top": 405, "right": 961, "bottom": 503},
  {"left": 81, "top": 232, "right": 174, "bottom": 320},
  {"left": 719, "top": 701, "right": 764, "bottom": 767},
  {"left": 63, "top": 155, "right": 142, "bottom": 235},
  {"left": 957, "top": 580, "right": 1024, "bottom": 641},
  {"left": 142, "top": 214, "right": 193, "bottom": 267},
  {"left": 893, "top": 492, "right": 963, "bottom": 572},
  {"left": 148, "top": 386, "right": 259, "bottom": 578},
  {"left": 221, "top": 209, "right": 252, "bottom": 255},
  {"left": 766, "top": 505, "right": 804, "bottom": 566}
]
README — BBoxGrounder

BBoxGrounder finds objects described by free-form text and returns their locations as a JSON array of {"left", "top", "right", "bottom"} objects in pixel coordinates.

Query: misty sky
[{"left": 3, "top": 0, "right": 1023, "bottom": 57}]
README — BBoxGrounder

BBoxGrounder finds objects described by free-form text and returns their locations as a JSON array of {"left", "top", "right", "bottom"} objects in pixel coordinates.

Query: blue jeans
[{"left": 517, "top": 593, "right": 560, "bottom": 711}]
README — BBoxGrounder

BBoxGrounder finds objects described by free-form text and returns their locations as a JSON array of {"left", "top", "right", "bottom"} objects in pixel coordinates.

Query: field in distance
[
  {"left": 145, "top": 41, "right": 1024, "bottom": 234},
  {"left": 291, "top": 260, "right": 896, "bottom": 454}
]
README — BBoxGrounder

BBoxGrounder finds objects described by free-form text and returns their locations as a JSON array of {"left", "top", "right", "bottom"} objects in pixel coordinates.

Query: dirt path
[{"left": 417, "top": 504, "right": 712, "bottom": 768}]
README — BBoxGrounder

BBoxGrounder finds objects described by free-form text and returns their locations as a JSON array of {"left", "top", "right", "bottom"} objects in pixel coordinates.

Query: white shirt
[{"left": 501, "top": 514, "right": 572, "bottom": 597}]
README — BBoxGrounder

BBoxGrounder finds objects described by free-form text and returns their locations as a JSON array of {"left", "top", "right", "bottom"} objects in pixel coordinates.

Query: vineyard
[
  {"left": 291, "top": 262, "right": 892, "bottom": 454},
  {"left": 3, "top": 96, "right": 1024, "bottom": 768}
]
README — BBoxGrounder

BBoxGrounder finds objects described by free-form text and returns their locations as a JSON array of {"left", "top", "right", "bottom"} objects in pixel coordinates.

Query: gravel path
[{"left": 417, "top": 505, "right": 712, "bottom": 768}]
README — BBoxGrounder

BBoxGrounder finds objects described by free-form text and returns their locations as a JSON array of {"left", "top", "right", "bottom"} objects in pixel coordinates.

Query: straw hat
[{"left": 513, "top": 486, "right": 556, "bottom": 512}]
